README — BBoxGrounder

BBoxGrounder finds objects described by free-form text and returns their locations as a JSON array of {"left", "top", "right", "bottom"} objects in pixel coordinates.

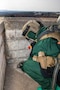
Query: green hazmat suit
[
  {"left": 21, "top": 26, "right": 60, "bottom": 90},
  {"left": 21, "top": 38, "right": 60, "bottom": 90}
]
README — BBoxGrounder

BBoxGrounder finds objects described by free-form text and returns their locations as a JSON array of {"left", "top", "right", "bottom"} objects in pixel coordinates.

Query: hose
[
  {"left": 52, "top": 54, "right": 60, "bottom": 90},
  {"left": 52, "top": 63, "right": 60, "bottom": 90}
]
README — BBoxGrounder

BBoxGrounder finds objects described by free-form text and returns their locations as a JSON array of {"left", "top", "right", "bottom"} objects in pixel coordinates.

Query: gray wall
[
  {"left": 4, "top": 17, "right": 57, "bottom": 67},
  {"left": 0, "top": 22, "right": 6, "bottom": 90}
]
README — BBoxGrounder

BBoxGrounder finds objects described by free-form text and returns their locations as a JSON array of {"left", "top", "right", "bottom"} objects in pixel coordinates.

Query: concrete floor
[{"left": 3, "top": 63, "right": 39, "bottom": 90}]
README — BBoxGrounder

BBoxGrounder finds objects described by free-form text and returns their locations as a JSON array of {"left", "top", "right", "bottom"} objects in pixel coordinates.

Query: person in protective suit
[{"left": 18, "top": 20, "right": 60, "bottom": 90}]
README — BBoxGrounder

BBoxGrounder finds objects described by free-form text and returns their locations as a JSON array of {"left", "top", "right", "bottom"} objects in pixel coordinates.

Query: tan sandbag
[
  {"left": 33, "top": 51, "right": 55, "bottom": 69},
  {"left": 32, "top": 51, "right": 45, "bottom": 61},
  {"left": 40, "top": 32, "right": 60, "bottom": 41},
  {"left": 22, "top": 20, "right": 40, "bottom": 33},
  {"left": 37, "top": 56, "right": 47, "bottom": 69},
  {"left": 47, "top": 56, "right": 55, "bottom": 67}
]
